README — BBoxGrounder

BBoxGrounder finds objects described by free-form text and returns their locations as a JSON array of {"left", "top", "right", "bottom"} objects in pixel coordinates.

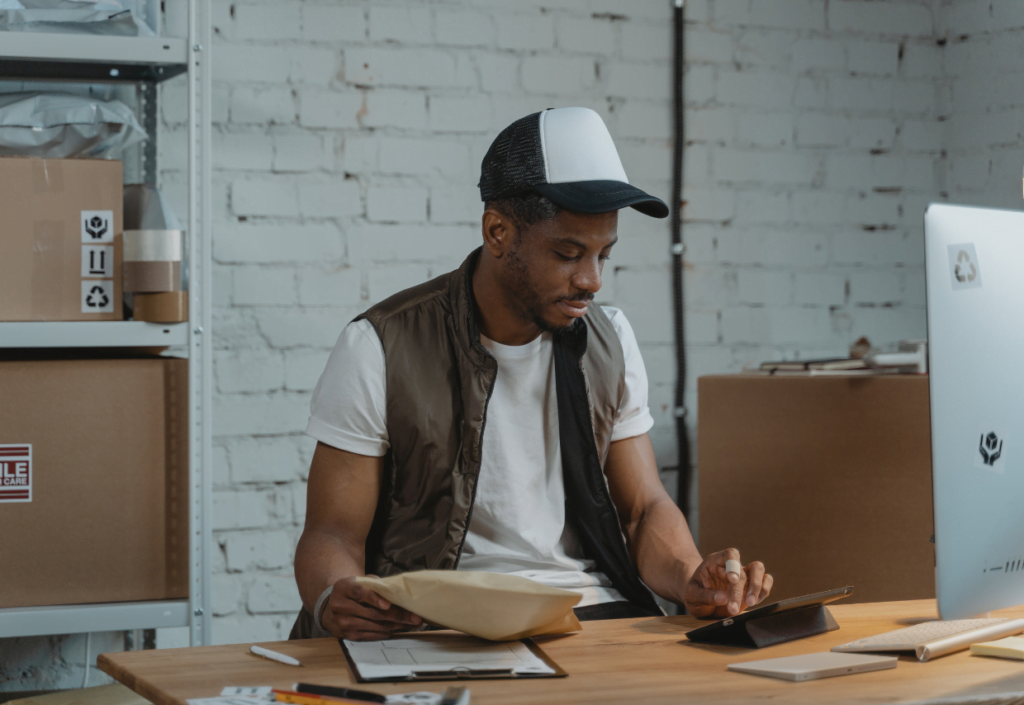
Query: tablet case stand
[{"left": 687, "top": 605, "right": 840, "bottom": 649}]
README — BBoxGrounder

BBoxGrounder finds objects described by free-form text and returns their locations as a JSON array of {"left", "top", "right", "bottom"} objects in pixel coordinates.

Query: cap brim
[{"left": 534, "top": 180, "right": 669, "bottom": 219}]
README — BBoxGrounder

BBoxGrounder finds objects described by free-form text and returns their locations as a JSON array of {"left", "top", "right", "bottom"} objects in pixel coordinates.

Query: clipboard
[{"left": 339, "top": 635, "right": 568, "bottom": 682}]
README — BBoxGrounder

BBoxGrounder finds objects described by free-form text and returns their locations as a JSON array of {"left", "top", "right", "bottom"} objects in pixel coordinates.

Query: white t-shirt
[{"left": 306, "top": 306, "right": 655, "bottom": 607}]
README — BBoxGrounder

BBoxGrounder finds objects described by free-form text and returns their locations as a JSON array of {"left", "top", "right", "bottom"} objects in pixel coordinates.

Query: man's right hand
[{"left": 322, "top": 576, "right": 423, "bottom": 641}]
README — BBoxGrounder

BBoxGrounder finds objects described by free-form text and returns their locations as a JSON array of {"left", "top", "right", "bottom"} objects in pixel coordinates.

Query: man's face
[{"left": 501, "top": 209, "right": 618, "bottom": 333}]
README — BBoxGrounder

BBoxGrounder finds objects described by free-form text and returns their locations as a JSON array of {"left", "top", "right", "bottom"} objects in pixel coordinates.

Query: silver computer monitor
[{"left": 926, "top": 202, "right": 1024, "bottom": 619}]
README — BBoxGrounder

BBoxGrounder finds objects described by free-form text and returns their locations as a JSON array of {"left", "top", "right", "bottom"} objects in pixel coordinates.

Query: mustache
[{"left": 562, "top": 292, "right": 595, "bottom": 303}]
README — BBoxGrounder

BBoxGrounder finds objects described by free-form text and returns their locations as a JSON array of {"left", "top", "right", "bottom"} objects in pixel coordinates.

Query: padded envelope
[{"left": 356, "top": 570, "right": 583, "bottom": 642}]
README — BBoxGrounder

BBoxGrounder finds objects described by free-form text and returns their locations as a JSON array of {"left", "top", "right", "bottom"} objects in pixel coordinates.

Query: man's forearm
[
  {"left": 629, "top": 496, "right": 703, "bottom": 604},
  {"left": 294, "top": 528, "right": 366, "bottom": 615}
]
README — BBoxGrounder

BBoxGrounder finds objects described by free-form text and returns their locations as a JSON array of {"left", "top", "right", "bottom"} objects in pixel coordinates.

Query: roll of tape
[
  {"left": 124, "top": 261, "right": 181, "bottom": 293},
  {"left": 124, "top": 229, "right": 183, "bottom": 262},
  {"left": 133, "top": 291, "right": 188, "bottom": 323}
]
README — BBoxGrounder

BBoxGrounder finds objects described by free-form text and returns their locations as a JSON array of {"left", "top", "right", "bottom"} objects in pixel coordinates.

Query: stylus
[{"left": 250, "top": 645, "right": 302, "bottom": 666}]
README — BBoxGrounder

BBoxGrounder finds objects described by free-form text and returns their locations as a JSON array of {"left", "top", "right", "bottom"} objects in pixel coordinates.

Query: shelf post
[{"left": 187, "top": 0, "right": 214, "bottom": 647}]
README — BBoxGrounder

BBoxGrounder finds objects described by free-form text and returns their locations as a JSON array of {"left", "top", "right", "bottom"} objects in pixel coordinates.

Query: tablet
[
  {"left": 685, "top": 586, "right": 854, "bottom": 647},
  {"left": 728, "top": 652, "right": 897, "bottom": 681}
]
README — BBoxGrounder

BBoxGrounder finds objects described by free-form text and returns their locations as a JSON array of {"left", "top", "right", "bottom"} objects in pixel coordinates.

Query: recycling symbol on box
[
  {"left": 85, "top": 285, "right": 109, "bottom": 308},
  {"left": 80, "top": 279, "right": 113, "bottom": 313}
]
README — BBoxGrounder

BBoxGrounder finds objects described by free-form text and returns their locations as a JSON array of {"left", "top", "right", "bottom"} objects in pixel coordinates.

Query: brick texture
[
  {"left": 687, "top": 0, "right": 947, "bottom": 416},
  {"left": 186, "top": 0, "right": 681, "bottom": 650},
  {"left": 5, "top": 0, "right": 1005, "bottom": 682}
]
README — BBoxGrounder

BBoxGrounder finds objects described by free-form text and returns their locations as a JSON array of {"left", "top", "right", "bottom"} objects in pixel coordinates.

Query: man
[{"left": 292, "top": 107, "right": 772, "bottom": 641}]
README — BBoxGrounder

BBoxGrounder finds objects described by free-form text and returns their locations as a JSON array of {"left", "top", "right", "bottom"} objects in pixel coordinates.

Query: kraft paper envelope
[{"left": 355, "top": 571, "right": 583, "bottom": 642}]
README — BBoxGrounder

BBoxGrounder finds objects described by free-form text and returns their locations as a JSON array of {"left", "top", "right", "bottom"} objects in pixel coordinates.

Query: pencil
[{"left": 272, "top": 691, "right": 368, "bottom": 705}]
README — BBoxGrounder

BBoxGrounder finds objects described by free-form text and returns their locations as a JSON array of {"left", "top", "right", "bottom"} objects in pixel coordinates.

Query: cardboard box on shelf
[
  {"left": 0, "top": 157, "right": 123, "bottom": 321},
  {"left": 0, "top": 356, "right": 189, "bottom": 608},
  {"left": 698, "top": 375, "right": 934, "bottom": 605}
]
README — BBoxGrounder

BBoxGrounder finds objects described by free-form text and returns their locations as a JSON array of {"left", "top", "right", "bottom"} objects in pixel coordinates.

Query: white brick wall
[
  {"left": 682, "top": 0, "right": 947, "bottom": 435},
  {"left": 8, "top": 0, "right": 1016, "bottom": 687},
  {"left": 0, "top": 632, "right": 126, "bottom": 691},
  {"left": 940, "top": 0, "right": 1024, "bottom": 211},
  {"left": 189, "top": 0, "right": 684, "bottom": 648}
]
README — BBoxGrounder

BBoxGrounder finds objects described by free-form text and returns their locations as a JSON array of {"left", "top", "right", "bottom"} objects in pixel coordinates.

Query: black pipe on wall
[{"left": 670, "top": 0, "right": 692, "bottom": 520}]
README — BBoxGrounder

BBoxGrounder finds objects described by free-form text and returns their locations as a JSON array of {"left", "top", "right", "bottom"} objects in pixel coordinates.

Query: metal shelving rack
[{"left": 0, "top": 1, "right": 213, "bottom": 646}]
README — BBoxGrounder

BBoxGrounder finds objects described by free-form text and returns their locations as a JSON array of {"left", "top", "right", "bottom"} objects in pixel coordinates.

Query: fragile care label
[
  {"left": 81, "top": 210, "right": 114, "bottom": 243},
  {"left": 975, "top": 426, "right": 1008, "bottom": 474},
  {"left": 0, "top": 444, "right": 32, "bottom": 503}
]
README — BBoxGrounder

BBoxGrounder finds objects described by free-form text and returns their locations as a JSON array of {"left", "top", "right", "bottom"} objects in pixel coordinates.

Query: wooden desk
[{"left": 99, "top": 600, "right": 1024, "bottom": 705}]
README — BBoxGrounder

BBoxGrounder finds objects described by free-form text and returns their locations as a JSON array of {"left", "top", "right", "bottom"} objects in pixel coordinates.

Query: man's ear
[{"left": 482, "top": 208, "right": 517, "bottom": 259}]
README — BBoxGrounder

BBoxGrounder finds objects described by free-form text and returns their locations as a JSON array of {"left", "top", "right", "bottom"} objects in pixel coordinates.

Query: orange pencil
[{"left": 272, "top": 690, "right": 367, "bottom": 705}]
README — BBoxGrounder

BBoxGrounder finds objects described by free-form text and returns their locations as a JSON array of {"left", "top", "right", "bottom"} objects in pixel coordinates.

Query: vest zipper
[
  {"left": 579, "top": 359, "right": 623, "bottom": 531},
  {"left": 579, "top": 358, "right": 599, "bottom": 447},
  {"left": 578, "top": 349, "right": 660, "bottom": 612},
  {"left": 452, "top": 349, "right": 497, "bottom": 569}
]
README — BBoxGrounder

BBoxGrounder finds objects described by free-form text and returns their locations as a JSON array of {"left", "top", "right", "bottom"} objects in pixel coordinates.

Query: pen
[
  {"left": 250, "top": 645, "right": 302, "bottom": 667},
  {"left": 294, "top": 684, "right": 385, "bottom": 704}
]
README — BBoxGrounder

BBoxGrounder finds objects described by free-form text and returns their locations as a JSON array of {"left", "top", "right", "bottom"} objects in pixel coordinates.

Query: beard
[
  {"left": 533, "top": 308, "right": 582, "bottom": 335},
  {"left": 505, "top": 238, "right": 593, "bottom": 335}
]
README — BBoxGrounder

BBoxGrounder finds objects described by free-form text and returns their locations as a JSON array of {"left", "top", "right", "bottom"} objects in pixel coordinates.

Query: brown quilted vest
[{"left": 291, "top": 249, "right": 658, "bottom": 638}]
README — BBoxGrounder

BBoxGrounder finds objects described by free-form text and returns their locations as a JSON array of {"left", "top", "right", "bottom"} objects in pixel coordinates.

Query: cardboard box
[
  {"left": 0, "top": 157, "right": 123, "bottom": 321},
  {"left": 0, "top": 356, "right": 188, "bottom": 608},
  {"left": 698, "top": 375, "right": 934, "bottom": 604}
]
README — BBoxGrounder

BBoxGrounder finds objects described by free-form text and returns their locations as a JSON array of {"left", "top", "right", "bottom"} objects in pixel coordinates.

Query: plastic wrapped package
[
  {"left": 0, "top": 93, "right": 147, "bottom": 158},
  {"left": 124, "top": 183, "right": 184, "bottom": 231},
  {"left": 0, "top": 0, "right": 155, "bottom": 36}
]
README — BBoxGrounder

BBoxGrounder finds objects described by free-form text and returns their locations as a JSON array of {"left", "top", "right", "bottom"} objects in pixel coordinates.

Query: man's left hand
[{"left": 682, "top": 548, "right": 772, "bottom": 618}]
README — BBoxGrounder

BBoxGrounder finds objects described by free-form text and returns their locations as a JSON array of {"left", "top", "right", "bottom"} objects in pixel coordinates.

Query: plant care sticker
[
  {"left": 81, "top": 280, "right": 114, "bottom": 313},
  {"left": 81, "top": 210, "right": 114, "bottom": 243},
  {"left": 82, "top": 245, "right": 114, "bottom": 278},
  {"left": 0, "top": 444, "right": 31, "bottom": 503},
  {"left": 975, "top": 426, "right": 1008, "bottom": 474},
  {"left": 949, "top": 243, "right": 982, "bottom": 291}
]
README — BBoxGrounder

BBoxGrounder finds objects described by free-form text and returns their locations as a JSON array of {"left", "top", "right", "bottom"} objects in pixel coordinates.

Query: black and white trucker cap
[{"left": 479, "top": 107, "right": 669, "bottom": 219}]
